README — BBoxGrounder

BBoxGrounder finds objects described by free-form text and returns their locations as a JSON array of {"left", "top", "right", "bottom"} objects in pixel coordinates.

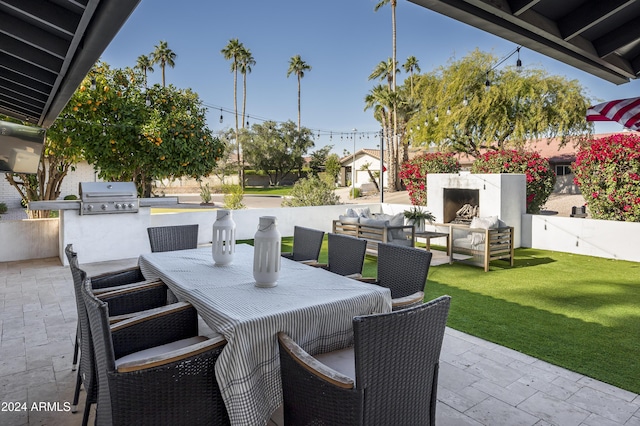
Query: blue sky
[{"left": 101, "top": 0, "right": 639, "bottom": 154}]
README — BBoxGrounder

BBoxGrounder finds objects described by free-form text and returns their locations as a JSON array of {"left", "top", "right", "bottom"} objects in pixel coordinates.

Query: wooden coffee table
[{"left": 414, "top": 231, "right": 450, "bottom": 256}]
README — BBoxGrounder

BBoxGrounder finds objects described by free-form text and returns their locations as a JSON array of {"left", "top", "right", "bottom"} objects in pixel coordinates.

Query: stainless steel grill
[{"left": 79, "top": 182, "right": 139, "bottom": 215}]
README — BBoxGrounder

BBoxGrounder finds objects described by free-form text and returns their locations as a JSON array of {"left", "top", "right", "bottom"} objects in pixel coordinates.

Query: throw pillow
[
  {"left": 346, "top": 207, "right": 371, "bottom": 218},
  {"left": 339, "top": 215, "right": 359, "bottom": 224},
  {"left": 470, "top": 215, "right": 499, "bottom": 229}
]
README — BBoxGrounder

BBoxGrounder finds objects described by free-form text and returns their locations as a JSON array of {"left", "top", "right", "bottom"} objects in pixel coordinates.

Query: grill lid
[{"left": 79, "top": 182, "right": 137, "bottom": 200}]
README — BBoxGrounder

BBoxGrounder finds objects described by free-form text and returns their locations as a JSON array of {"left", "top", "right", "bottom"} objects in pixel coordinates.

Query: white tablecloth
[{"left": 139, "top": 244, "right": 391, "bottom": 426}]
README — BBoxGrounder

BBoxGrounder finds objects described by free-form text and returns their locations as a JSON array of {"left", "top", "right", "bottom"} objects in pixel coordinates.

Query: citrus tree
[{"left": 50, "top": 62, "right": 222, "bottom": 196}]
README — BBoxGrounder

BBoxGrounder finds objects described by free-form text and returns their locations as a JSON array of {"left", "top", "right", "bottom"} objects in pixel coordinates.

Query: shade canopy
[
  {"left": 0, "top": 0, "right": 141, "bottom": 128},
  {"left": 409, "top": 0, "right": 640, "bottom": 85},
  {"left": 586, "top": 97, "right": 640, "bottom": 131}
]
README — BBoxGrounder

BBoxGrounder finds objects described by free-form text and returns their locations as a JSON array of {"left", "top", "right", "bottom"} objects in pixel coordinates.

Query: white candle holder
[
  {"left": 253, "top": 216, "right": 281, "bottom": 287},
  {"left": 212, "top": 209, "right": 236, "bottom": 265}
]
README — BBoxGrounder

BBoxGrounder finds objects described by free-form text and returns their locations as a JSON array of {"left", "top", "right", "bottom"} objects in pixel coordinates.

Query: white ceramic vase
[
  {"left": 212, "top": 209, "right": 236, "bottom": 265},
  {"left": 253, "top": 216, "right": 281, "bottom": 287}
]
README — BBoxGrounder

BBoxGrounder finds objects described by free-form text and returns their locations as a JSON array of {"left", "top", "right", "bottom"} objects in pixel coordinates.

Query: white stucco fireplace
[{"left": 426, "top": 173, "right": 526, "bottom": 247}]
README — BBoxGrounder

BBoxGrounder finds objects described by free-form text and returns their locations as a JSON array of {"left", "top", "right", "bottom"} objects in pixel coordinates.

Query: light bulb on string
[
  {"left": 219, "top": 108, "right": 223, "bottom": 123},
  {"left": 516, "top": 47, "right": 522, "bottom": 72}
]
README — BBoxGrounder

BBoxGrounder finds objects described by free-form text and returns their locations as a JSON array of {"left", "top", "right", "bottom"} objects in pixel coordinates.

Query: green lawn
[
  {"left": 282, "top": 238, "right": 640, "bottom": 394},
  {"left": 243, "top": 186, "right": 293, "bottom": 196}
]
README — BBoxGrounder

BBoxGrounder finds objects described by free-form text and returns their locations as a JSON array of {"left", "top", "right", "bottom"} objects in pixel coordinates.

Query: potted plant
[{"left": 403, "top": 206, "right": 435, "bottom": 233}]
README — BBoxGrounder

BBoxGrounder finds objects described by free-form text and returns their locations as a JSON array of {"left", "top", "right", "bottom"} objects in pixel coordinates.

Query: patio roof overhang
[
  {"left": 408, "top": 0, "right": 640, "bottom": 85},
  {"left": 0, "top": 0, "right": 141, "bottom": 128}
]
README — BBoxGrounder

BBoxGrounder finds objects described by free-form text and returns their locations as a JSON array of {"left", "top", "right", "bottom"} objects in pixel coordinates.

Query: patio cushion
[
  {"left": 359, "top": 217, "right": 392, "bottom": 241},
  {"left": 114, "top": 336, "right": 208, "bottom": 368},
  {"left": 314, "top": 347, "right": 356, "bottom": 383}
]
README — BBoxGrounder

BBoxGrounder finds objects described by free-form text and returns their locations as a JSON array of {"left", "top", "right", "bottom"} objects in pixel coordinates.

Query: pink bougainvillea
[
  {"left": 471, "top": 150, "right": 556, "bottom": 214},
  {"left": 573, "top": 133, "right": 640, "bottom": 222},
  {"left": 399, "top": 153, "right": 460, "bottom": 205}
]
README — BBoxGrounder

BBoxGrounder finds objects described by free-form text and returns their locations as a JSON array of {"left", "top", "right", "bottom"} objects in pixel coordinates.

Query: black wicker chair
[
  {"left": 310, "top": 233, "right": 367, "bottom": 278},
  {"left": 66, "top": 244, "right": 164, "bottom": 369},
  {"left": 281, "top": 226, "right": 325, "bottom": 263},
  {"left": 278, "top": 295, "right": 451, "bottom": 426},
  {"left": 82, "top": 277, "right": 230, "bottom": 426},
  {"left": 357, "top": 243, "right": 433, "bottom": 310},
  {"left": 147, "top": 224, "right": 199, "bottom": 252},
  {"left": 66, "top": 244, "right": 170, "bottom": 426}
]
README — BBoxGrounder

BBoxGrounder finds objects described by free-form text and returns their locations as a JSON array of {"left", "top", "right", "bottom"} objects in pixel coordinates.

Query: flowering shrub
[
  {"left": 572, "top": 133, "right": 640, "bottom": 222},
  {"left": 399, "top": 153, "right": 460, "bottom": 205},
  {"left": 471, "top": 150, "right": 555, "bottom": 214}
]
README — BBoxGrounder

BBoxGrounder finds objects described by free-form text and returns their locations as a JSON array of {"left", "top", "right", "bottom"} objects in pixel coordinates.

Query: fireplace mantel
[{"left": 426, "top": 173, "right": 526, "bottom": 248}]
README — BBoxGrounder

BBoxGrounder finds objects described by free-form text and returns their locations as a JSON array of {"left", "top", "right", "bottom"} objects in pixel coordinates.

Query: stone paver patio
[{"left": 0, "top": 256, "right": 638, "bottom": 426}]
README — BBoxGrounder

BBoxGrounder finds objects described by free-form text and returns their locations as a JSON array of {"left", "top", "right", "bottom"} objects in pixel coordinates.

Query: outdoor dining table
[{"left": 138, "top": 244, "right": 392, "bottom": 426}]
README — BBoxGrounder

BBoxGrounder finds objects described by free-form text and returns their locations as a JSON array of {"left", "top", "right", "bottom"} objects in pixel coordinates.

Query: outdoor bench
[{"left": 332, "top": 219, "right": 415, "bottom": 256}]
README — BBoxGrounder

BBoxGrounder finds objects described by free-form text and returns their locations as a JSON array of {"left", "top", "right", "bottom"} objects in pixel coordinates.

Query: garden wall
[
  {"left": 3, "top": 204, "right": 640, "bottom": 265},
  {"left": 521, "top": 214, "right": 640, "bottom": 262}
]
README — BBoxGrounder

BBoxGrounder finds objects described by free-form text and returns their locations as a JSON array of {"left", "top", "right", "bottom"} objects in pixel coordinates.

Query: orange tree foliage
[{"left": 48, "top": 62, "right": 222, "bottom": 196}]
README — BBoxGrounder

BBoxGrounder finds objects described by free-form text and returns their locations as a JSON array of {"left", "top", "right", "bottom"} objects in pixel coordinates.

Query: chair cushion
[
  {"left": 115, "top": 336, "right": 208, "bottom": 367},
  {"left": 314, "top": 347, "right": 356, "bottom": 383}
]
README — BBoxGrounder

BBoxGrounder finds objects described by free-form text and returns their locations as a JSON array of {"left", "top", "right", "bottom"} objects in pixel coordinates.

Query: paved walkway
[{"left": 1, "top": 256, "right": 638, "bottom": 426}]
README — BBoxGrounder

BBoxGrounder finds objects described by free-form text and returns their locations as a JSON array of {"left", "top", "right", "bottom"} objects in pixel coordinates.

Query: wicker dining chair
[
  {"left": 278, "top": 295, "right": 451, "bottom": 426},
  {"left": 357, "top": 242, "right": 433, "bottom": 310},
  {"left": 66, "top": 244, "right": 170, "bottom": 426},
  {"left": 147, "top": 224, "right": 199, "bottom": 252},
  {"left": 310, "top": 233, "right": 367, "bottom": 278},
  {"left": 82, "top": 277, "right": 230, "bottom": 426},
  {"left": 281, "top": 226, "right": 325, "bottom": 262}
]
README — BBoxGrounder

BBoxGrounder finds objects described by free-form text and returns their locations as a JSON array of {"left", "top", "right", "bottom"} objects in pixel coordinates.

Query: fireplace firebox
[{"left": 443, "top": 188, "right": 479, "bottom": 224}]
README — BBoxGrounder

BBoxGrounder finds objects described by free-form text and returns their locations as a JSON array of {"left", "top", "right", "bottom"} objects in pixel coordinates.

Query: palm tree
[
  {"left": 365, "top": 85, "right": 398, "bottom": 191},
  {"left": 286, "top": 55, "right": 311, "bottom": 131},
  {"left": 375, "top": 0, "right": 398, "bottom": 191},
  {"left": 221, "top": 38, "right": 246, "bottom": 186},
  {"left": 369, "top": 58, "right": 398, "bottom": 90},
  {"left": 151, "top": 41, "right": 176, "bottom": 87},
  {"left": 135, "top": 55, "right": 154, "bottom": 87},
  {"left": 403, "top": 56, "right": 421, "bottom": 96},
  {"left": 238, "top": 47, "right": 255, "bottom": 129}
]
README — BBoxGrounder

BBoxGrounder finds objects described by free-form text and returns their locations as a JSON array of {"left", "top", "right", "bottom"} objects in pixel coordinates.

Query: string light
[{"left": 219, "top": 108, "right": 223, "bottom": 123}]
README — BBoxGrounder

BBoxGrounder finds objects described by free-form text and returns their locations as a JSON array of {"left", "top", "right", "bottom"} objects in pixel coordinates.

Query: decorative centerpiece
[
  {"left": 253, "top": 216, "right": 281, "bottom": 287},
  {"left": 403, "top": 206, "right": 435, "bottom": 233},
  {"left": 212, "top": 209, "right": 236, "bottom": 265}
]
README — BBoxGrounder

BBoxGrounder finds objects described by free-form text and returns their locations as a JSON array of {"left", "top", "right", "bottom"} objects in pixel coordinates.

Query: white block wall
[{"left": 0, "top": 162, "right": 99, "bottom": 208}]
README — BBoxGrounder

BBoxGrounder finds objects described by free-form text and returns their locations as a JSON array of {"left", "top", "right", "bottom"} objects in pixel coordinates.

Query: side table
[{"left": 414, "top": 231, "right": 450, "bottom": 256}]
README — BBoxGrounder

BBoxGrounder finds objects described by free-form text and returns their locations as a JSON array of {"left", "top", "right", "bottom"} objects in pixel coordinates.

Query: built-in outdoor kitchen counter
[{"left": 30, "top": 182, "right": 179, "bottom": 266}]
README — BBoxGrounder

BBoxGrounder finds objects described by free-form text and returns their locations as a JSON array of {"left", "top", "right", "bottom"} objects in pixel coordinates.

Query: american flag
[{"left": 586, "top": 97, "right": 640, "bottom": 131}]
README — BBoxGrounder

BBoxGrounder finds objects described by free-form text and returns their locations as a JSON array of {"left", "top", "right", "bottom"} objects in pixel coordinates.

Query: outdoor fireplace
[{"left": 443, "top": 188, "right": 479, "bottom": 224}]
